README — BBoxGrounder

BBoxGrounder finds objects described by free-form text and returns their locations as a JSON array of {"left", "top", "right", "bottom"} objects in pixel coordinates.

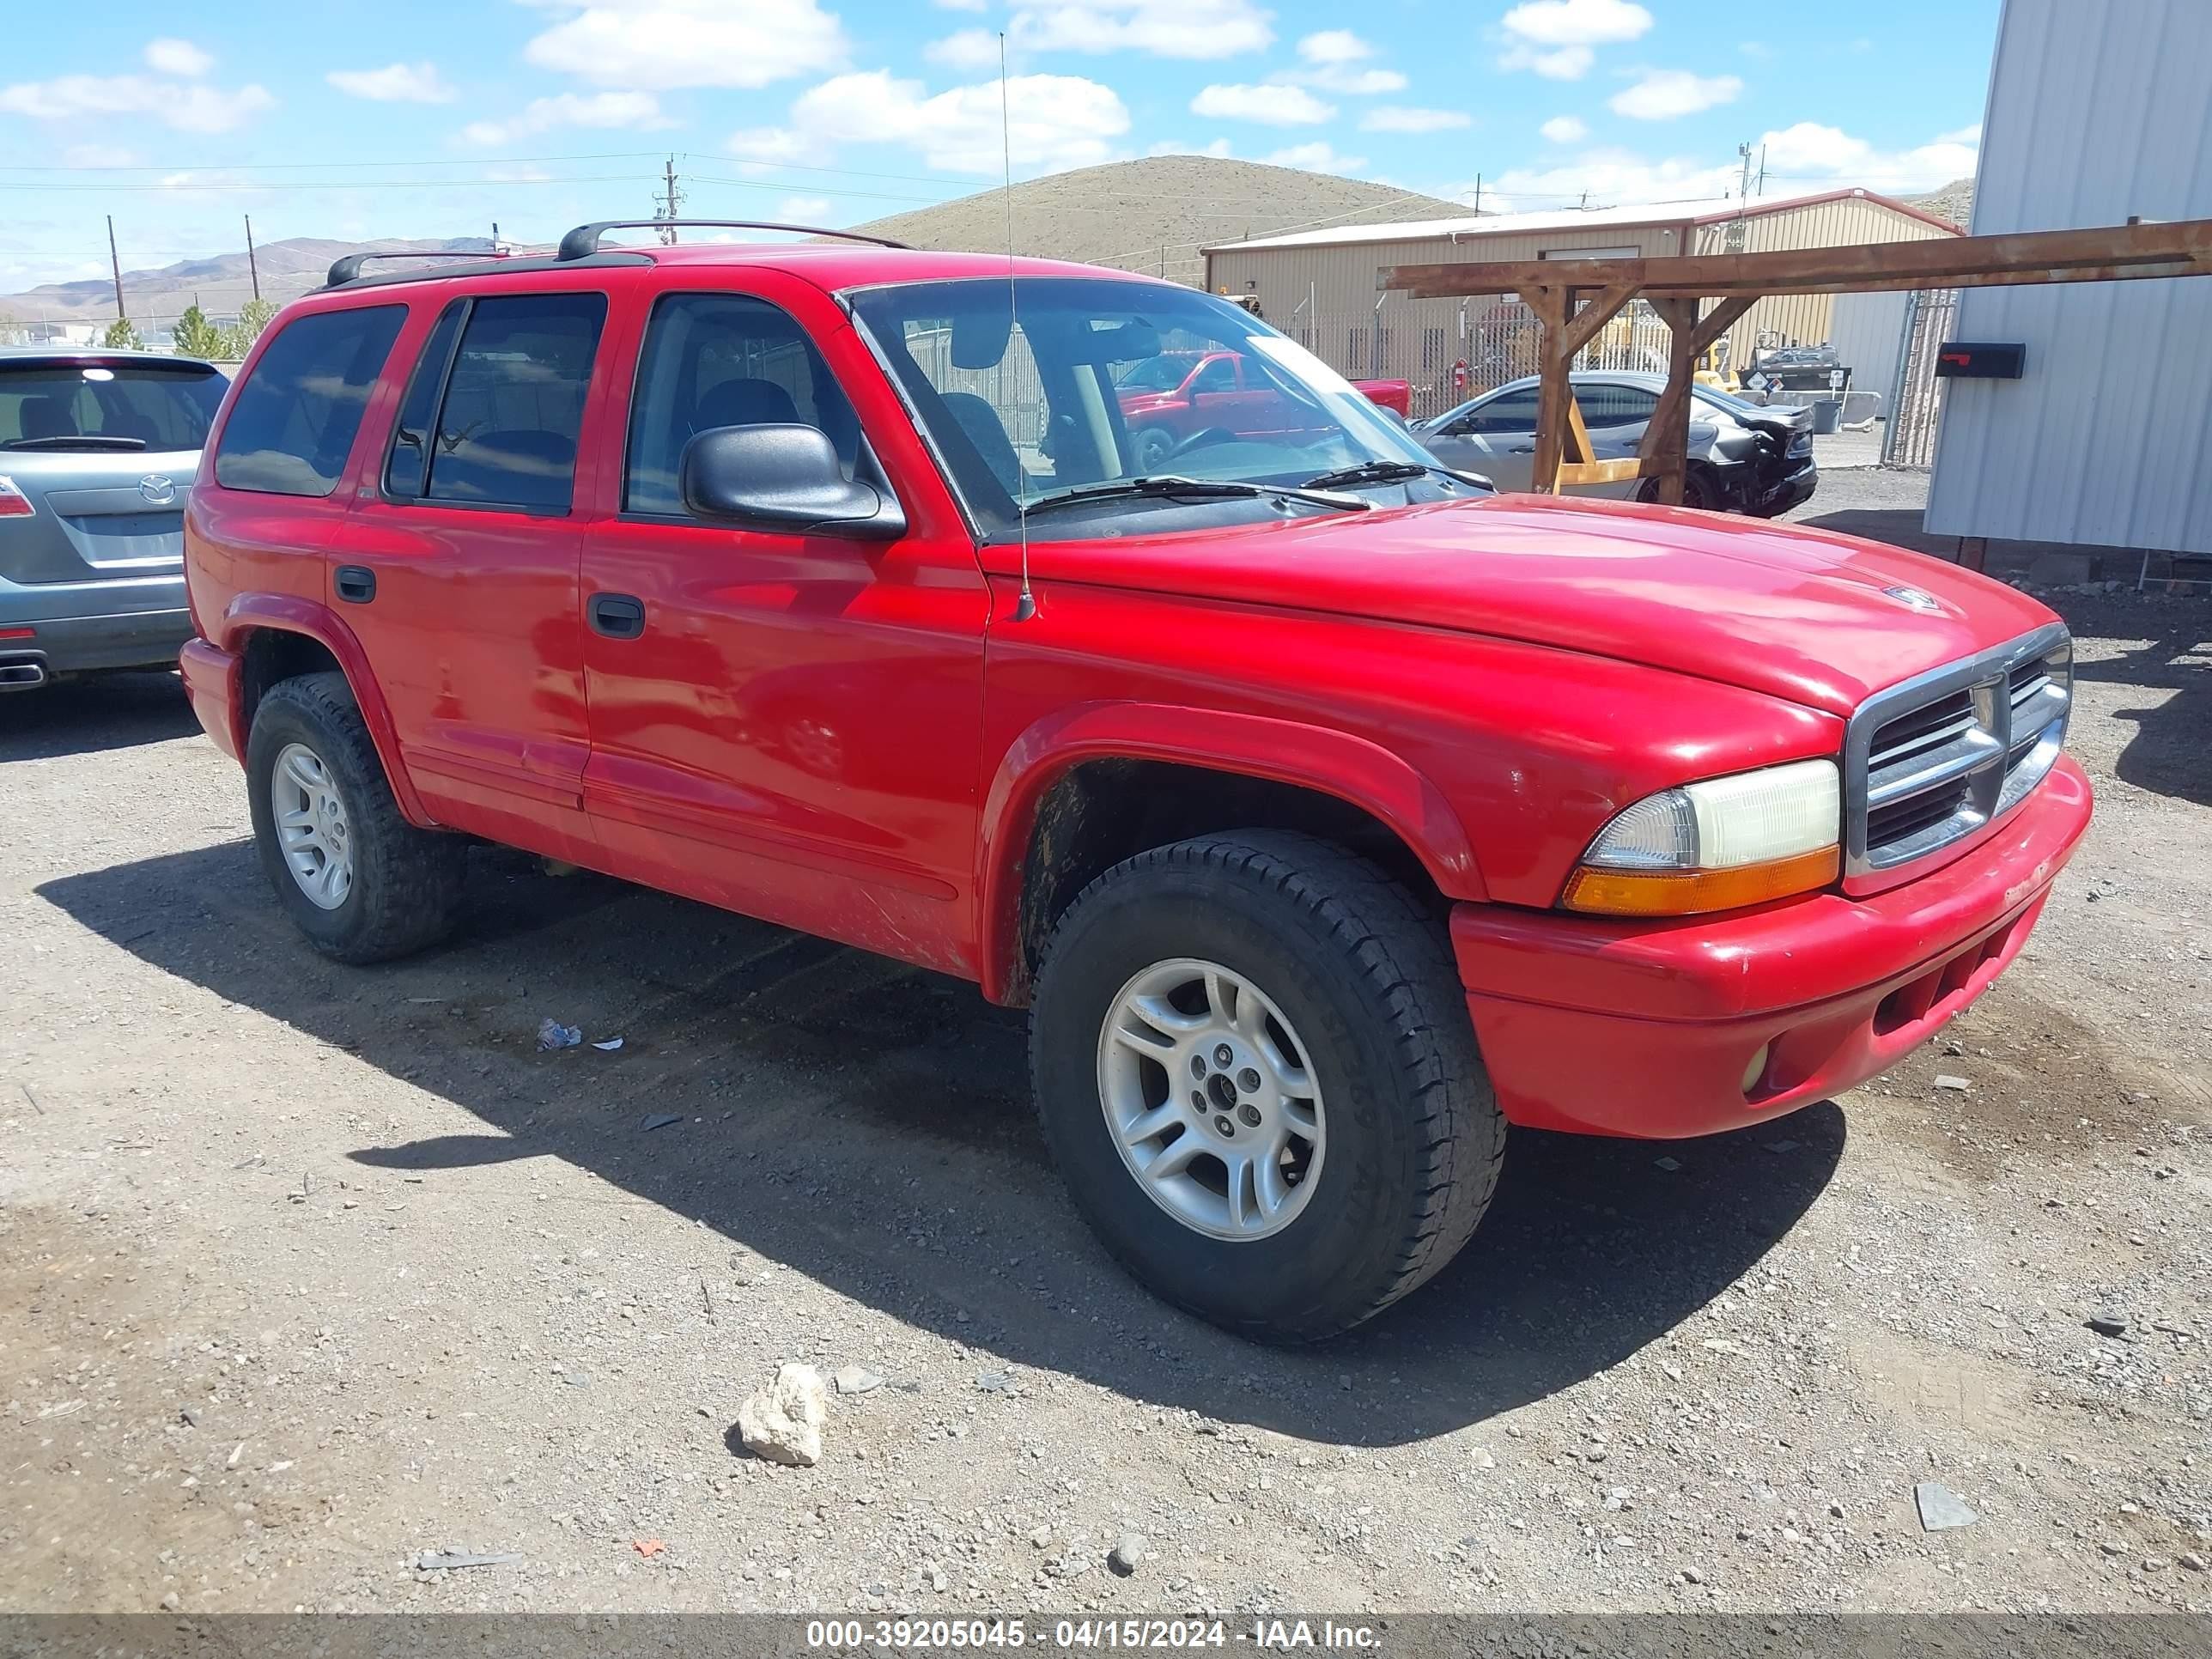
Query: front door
[
  {"left": 333, "top": 288, "right": 611, "bottom": 858},
  {"left": 577, "top": 283, "right": 990, "bottom": 975}
]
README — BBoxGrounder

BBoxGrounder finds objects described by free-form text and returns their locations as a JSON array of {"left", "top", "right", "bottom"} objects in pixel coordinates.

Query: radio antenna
[{"left": 1000, "top": 31, "right": 1036, "bottom": 623}]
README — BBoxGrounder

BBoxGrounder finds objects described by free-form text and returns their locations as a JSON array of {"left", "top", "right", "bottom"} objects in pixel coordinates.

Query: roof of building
[{"left": 1202, "top": 187, "right": 1960, "bottom": 254}]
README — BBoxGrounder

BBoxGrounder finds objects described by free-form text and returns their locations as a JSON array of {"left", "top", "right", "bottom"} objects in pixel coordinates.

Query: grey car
[
  {"left": 1412, "top": 371, "right": 1818, "bottom": 516},
  {"left": 1, "top": 349, "right": 228, "bottom": 691}
]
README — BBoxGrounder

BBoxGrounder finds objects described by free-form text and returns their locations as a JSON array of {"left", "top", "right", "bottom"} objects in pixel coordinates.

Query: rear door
[
  {"left": 0, "top": 357, "right": 225, "bottom": 613},
  {"left": 332, "top": 287, "right": 611, "bottom": 857}
]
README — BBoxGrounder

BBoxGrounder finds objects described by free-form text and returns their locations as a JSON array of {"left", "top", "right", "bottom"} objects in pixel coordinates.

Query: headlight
[{"left": 1562, "top": 758, "right": 1841, "bottom": 917}]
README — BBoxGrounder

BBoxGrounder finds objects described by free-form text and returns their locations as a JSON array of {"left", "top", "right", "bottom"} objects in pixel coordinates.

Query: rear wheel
[
  {"left": 1030, "top": 831, "right": 1504, "bottom": 1342},
  {"left": 1639, "top": 463, "right": 1723, "bottom": 511},
  {"left": 246, "top": 672, "right": 466, "bottom": 963}
]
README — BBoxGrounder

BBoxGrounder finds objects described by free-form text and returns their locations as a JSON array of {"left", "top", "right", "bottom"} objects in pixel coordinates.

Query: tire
[
  {"left": 245, "top": 671, "right": 466, "bottom": 963},
  {"left": 1030, "top": 831, "right": 1504, "bottom": 1342},
  {"left": 1135, "top": 427, "right": 1174, "bottom": 472},
  {"left": 1638, "top": 465, "right": 1724, "bottom": 511}
]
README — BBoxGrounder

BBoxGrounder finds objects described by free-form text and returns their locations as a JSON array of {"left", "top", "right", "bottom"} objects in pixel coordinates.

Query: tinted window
[
  {"left": 1461, "top": 389, "right": 1539, "bottom": 434},
  {"left": 0, "top": 362, "right": 227, "bottom": 453},
  {"left": 624, "top": 292, "right": 861, "bottom": 516},
  {"left": 383, "top": 301, "right": 465, "bottom": 497},
  {"left": 425, "top": 294, "right": 605, "bottom": 511},
  {"left": 1578, "top": 384, "right": 1659, "bottom": 428},
  {"left": 214, "top": 306, "right": 405, "bottom": 496},
  {"left": 1190, "top": 356, "right": 1237, "bottom": 394}
]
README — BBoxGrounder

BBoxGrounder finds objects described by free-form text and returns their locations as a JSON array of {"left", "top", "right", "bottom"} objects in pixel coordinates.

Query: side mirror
[{"left": 678, "top": 424, "right": 906, "bottom": 541}]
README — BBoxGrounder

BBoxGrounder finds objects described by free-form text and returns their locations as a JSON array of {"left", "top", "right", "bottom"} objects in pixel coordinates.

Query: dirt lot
[{"left": 3, "top": 561, "right": 2209, "bottom": 1618}]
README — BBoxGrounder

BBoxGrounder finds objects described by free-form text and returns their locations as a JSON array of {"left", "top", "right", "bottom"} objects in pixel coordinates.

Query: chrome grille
[{"left": 1844, "top": 623, "right": 2071, "bottom": 876}]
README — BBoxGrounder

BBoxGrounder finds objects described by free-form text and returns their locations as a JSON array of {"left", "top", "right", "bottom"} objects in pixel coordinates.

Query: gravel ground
[{"left": 3, "top": 556, "right": 2209, "bottom": 1619}]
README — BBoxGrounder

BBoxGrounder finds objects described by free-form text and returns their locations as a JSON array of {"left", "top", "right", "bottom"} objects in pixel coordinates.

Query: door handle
[
  {"left": 588, "top": 592, "right": 646, "bottom": 640},
  {"left": 333, "top": 565, "right": 376, "bottom": 604}
]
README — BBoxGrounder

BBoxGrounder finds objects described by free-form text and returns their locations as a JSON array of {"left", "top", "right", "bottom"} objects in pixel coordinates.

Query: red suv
[{"left": 179, "top": 222, "right": 2091, "bottom": 1341}]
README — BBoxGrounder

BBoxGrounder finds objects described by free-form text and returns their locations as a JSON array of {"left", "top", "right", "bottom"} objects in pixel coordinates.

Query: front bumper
[{"left": 1451, "top": 755, "right": 2093, "bottom": 1139}]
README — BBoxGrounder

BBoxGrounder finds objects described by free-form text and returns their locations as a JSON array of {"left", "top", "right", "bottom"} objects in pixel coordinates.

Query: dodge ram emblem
[
  {"left": 1882, "top": 584, "right": 1940, "bottom": 613},
  {"left": 139, "top": 475, "right": 177, "bottom": 506}
]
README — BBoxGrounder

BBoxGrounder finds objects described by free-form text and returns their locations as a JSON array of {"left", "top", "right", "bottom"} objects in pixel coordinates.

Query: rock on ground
[{"left": 738, "top": 1363, "right": 829, "bottom": 1467}]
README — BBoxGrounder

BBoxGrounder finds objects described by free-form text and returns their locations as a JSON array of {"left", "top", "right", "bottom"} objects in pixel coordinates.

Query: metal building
[
  {"left": 1202, "top": 187, "right": 1957, "bottom": 415},
  {"left": 1925, "top": 0, "right": 2212, "bottom": 562}
]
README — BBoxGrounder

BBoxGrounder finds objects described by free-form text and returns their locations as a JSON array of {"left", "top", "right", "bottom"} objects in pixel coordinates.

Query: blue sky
[{"left": 1, "top": 0, "right": 1999, "bottom": 296}]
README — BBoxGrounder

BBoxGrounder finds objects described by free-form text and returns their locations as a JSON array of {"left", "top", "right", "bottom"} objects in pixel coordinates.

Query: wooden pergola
[{"left": 1380, "top": 218, "right": 2212, "bottom": 507}]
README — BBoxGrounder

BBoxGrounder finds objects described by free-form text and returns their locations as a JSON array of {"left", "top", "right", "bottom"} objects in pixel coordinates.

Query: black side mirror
[{"left": 678, "top": 424, "right": 906, "bottom": 541}]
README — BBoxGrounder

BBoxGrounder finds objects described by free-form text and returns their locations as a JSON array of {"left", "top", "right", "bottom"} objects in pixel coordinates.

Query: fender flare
[
  {"left": 975, "top": 701, "right": 1486, "bottom": 1003},
  {"left": 216, "top": 593, "right": 435, "bottom": 828}
]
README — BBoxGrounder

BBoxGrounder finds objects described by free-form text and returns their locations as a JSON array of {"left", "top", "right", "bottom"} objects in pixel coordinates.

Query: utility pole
[
  {"left": 1473, "top": 173, "right": 1482, "bottom": 216},
  {"left": 657, "top": 155, "right": 683, "bottom": 245},
  {"left": 1757, "top": 143, "right": 1768, "bottom": 198},
  {"left": 244, "top": 215, "right": 260, "bottom": 301},
  {"left": 107, "top": 215, "right": 126, "bottom": 322}
]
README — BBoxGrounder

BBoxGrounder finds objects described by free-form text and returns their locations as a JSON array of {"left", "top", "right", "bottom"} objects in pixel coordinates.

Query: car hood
[{"left": 1000, "top": 494, "right": 2058, "bottom": 717}]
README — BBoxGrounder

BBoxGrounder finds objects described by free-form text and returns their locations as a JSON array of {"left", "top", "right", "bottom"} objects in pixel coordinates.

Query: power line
[
  {"left": 0, "top": 173, "right": 647, "bottom": 193},
  {"left": 0, "top": 149, "right": 671, "bottom": 174}
]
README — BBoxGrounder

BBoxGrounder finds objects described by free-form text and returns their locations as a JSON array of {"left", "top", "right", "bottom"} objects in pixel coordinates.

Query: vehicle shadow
[
  {"left": 2068, "top": 620, "right": 2212, "bottom": 810},
  {"left": 37, "top": 842, "right": 1842, "bottom": 1447},
  {"left": 0, "top": 671, "right": 198, "bottom": 762}
]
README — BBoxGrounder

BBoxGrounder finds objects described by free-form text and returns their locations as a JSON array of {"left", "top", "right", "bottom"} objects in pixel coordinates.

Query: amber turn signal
[{"left": 1562, "top": 845, "right": 1841, "bottom": 918}]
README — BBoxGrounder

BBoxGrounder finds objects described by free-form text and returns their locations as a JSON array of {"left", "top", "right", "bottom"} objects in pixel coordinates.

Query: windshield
[
  {"left": 848, "top": 277, "right": 1443, "bottom": 540},
  {"left": 0, "top": 361, "right": 227, "bottom": 451}
]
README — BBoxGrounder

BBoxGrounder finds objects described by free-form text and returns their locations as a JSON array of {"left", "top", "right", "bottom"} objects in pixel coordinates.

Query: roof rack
[
  {"left": 325, "top": 247, "right": 511, "bottom": 288},
  {"left": 555, "top": 220, "right": 909, "bottom": 261}
]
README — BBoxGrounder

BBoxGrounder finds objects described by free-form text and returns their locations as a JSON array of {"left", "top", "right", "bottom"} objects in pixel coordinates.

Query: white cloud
[
  {"left": 785, "top": 70, "right": 1130, "bottom": 174},
  {"left": 1360, "top": 106, "right": 1471, "bottom": 134},
  {"left": 927, "top": 28, "right": 1003, "bottom": 70},
  {"left": 0, "top": 73, "right": 274, "bottom": 132},
  {"left": 1191, "top": 83, "right": 1334, "bottom": 125},
  {"left": 1501, "top": 0, "right": 1652, "bottom": 46},
  {"left": 1498, "top": 44, "right": 1594, "bottom": 79},
  {"left": 1609, "top": 70, "right": 1741, "bottom": 119},
  {"left": 1497, "top": 0, "right": 1649, "bottom": 79},
  {"left": 461, "top": 90, "right": 671, "bottom": 147},
  {"left": 1280, "top": 27, "right": 1405, "bottom": 94},
  {"left": 520, "top": 0, "right": 847, "bottom": 90},
  {"left": 1298, "top": 30, "right": 1371, "bottom": 65},
  {"left": 1540, "top": 113, "right": 1588, "bottom": 143},
  {"left": 144, "top": 40, "right": 213, "bottom": 77},
  {"left": 1265, "top": 142, "right": 1368, "bottom": 174},
  {"left": 1753, "top": 120, "right": 1979, "bottom": 193},
  {"left": 326, "top": 62, "right": 458, "bottom": 103},
  {"left": 1012, "top": 0, "right": 1273, "bottom": 61},
  {"left": 1488, "top": 120, "right": 1982, "bottom": 210}
]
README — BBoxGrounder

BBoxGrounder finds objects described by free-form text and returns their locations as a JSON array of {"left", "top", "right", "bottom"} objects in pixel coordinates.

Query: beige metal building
[{"left": 1203, "top": 187, "right": 1960, "bottom": 415}]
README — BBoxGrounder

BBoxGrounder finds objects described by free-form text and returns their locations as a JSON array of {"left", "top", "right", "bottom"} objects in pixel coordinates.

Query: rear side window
[
  {"left": 623, "top": 292, "right": 861, "bottom": 516},
  {"left": 214, "top": 306, "right": 406, "bottom": 496},
  {"left": 422, "top": 294, "right": 605, "bottom": 512},
  {"left": 0, "top": 362, "right": 227, "bottom": 453}
]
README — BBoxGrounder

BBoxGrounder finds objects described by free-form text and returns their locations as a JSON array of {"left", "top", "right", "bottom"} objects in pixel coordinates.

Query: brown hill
[
  {"left": 851, "top": 155, "right": 1471, "bottom": 286},
  {"left": 0, "top": 237, "right": 493, "bottom": 330},
  {"left": 1908, "top": 178, "right": 1975, "bottom": 230}
]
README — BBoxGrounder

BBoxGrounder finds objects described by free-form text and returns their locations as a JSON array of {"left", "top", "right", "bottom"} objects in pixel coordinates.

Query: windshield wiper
[
  {"left": 0, "top": 434, "right": 149, "bottom": 452},
  {"left": 1022, "top": 474, "right": 1370, "bottom": 519},
  {"left": 1300, "top": 459, "right": 1447, "bottom": 490}
]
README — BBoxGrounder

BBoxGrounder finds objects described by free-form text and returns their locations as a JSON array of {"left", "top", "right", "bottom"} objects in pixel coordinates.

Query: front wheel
[
  {"left": 246, "top": 672, "right": 467, "bottom": 963},
  {"left": 1030, "top": 832, "right": 1504, "bottom": 1342}
]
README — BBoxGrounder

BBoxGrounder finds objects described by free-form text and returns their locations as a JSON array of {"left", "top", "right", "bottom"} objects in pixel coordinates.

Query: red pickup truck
[
  {"left": 1116, "top": 349, "right": 1412, "bottom": 470},
  {"left": 179, "top": 227, "right": 2090, "bottom": 1341}
]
